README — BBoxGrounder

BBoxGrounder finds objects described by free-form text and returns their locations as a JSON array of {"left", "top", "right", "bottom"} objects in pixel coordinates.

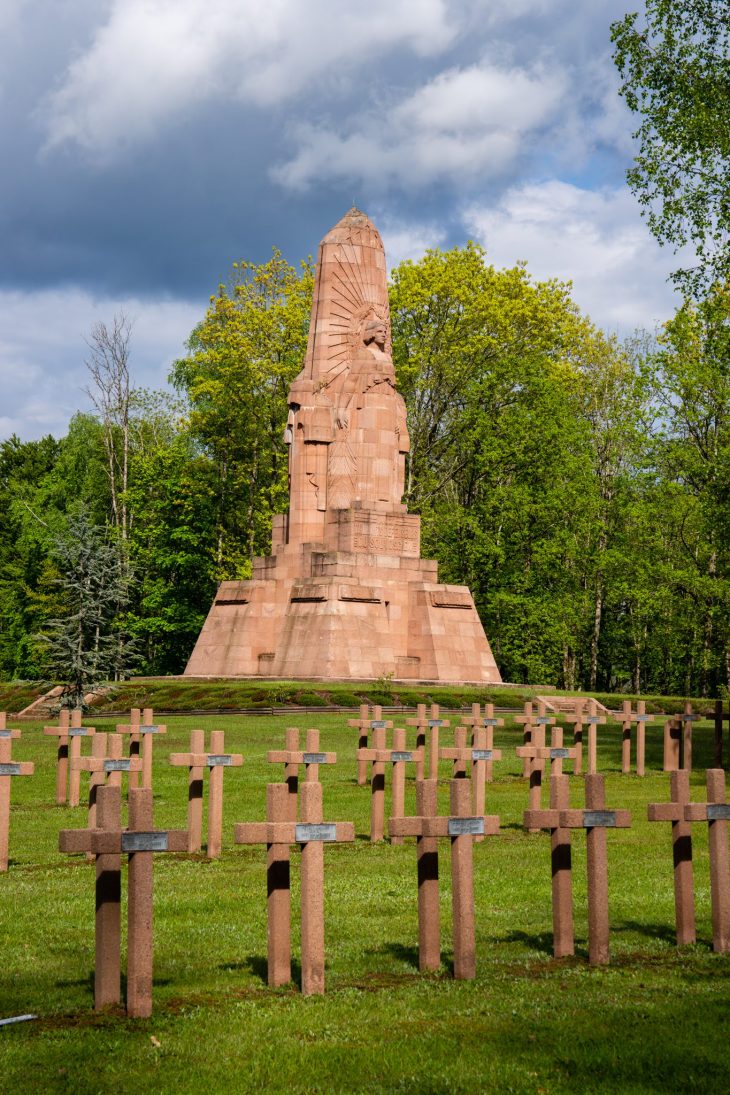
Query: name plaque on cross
[
  {"left": 139, "top": 725, "right": 162, "bottom": 734},
  {"left": 0, "top": 730, "right": 14, "bottom": 738},
  {"left": 535, "top": 717, "right": 553, "bottom": 725},
  {"left": 706, "top": 804, "right": 730, "bottom": 821},
  {"left": 582, "top": 811, "right": 617, "bottom": 828},
  {"left": 302, "top": 753, "right": 327, "bottom": 764},
  {"left": 69, "top": 728, "right": 92, "bottom": 737},
  {"left": 471, "top": 749, "right": 494, "bottom": 761},
  {"left": 428, "top": 719, "right": 445, "bottom": 727},
  {"left": 104, "top": 759, "right": 133, "bottom": 772},
  {"left": 295, "top": 823, "right": 337, "bottom": 842},
  {"left": 0, "top": 763, "right": 21, "bottom": 776},
  {"left": 370, "top": 721, "right": 386, "bottom": 729},
  {"left": 207, "top": 755, "right": 234, "bottom": 767},
  {"left": 550, "top": 748, "right": 571, "bottom": 759},
  {"left": 391, "top": 751, "right": 413, "bottom": 762},
  {"left": 448, "top": 817, "right": 485, "bottom": 836},
  {"left": 121, "top": 832, "right": 169, "bottom": 852}
]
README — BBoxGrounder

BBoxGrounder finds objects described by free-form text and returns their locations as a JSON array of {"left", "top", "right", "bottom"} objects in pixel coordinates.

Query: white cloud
[
  {"left": 273, "top": 60, "right": 566, "bottom": 191},
  {"left": 464, "top": 181, "right": 685, "bottom": 333},
  {"left": 42, "top": 0, "right": 456, "bottom": 157},
  {"left": 0, "top": 288, "right": 200, "bottom": 440}
]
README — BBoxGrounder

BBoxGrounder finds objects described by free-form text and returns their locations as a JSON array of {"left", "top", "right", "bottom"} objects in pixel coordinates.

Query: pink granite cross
[
  {"left": 44, "top": 708, "right": 95, "bottom": 806},
  {"left": 523, "top": 774, "right": 574, "bottom": 957},
  {"left": 683, "top": 769, "right": 730, "bottom": 952},
  {"left": 558, "top": 774, "right": 631, "bottom": 964},
  {"left": 389, "top": 779, "right": 500, "bottom": 978},
  {"left": 406, "top": 703, "right": 451, "bottom": 780},
  {"left": 460, "top": 703, "right": 504, "bottom": 782},
  {"left": 616, "top": 700, "right": 655, "bottom": 775},
  {"left": 357, "top": 726, "right": 421, "bottom": 842},
  {"left": 116, "top": 707, "right": 167, "bottom": 789},
  {"left": 59, "top": 786, "right": 187, "bottom": 1015},
  {"left": 0, "top": 722, "right": 34, "bottom": 871},
  {"left": 647, "top": 770, "right": 695, "bottom": 945},
  {"left": 514, "top": 701, "right": 555, "bottom": 779},
  {"left": 169, "top": 729, "right": 244, "bottom": 856},
  {"left": 348, "top": 705, "right": 393, "bottom": 785},
  {"left": 234, "top": 781, "right": 354, "bottom": 994},
  {"left": 267, "top": 727, "right": 336, "bottom": 821}
]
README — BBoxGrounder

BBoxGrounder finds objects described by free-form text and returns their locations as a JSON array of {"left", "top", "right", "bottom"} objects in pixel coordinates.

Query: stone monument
[{"left": 185, "top": 209, "right": 501, "bottom": 683}]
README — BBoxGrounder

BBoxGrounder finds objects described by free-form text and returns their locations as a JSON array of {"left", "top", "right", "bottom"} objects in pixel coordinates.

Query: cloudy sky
[{"left": 1, "top": 0, "right": 683, "bottom": 441}]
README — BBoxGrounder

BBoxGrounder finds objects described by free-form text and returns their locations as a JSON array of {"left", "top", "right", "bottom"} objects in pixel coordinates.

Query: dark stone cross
[
  {"left": 348, "top": 704, "right": 393, "bottom": 785},
  {"left": 170, "top": 729, "right": 244, "bottom": 856},
  {"left": 234, "top": 781, "right": 354, "bottom": 994},
  {"left": 406, "top": 703, "right": 450, "bottom": 780},
  {"left": 59, "top": 786, "right": 187, "bottom": 1015},
  {"left": 647, "top": 770, "right": 695, "bottom": 945},
  {"left": 389, "top": 779, "right": 500, "bottom": 979},
  {"left": 357, "top": 725, "right": 421, "bottom": 842},
  {"left": 116, "top": 707, "right": 167, "bottom": 789},
  {"left": 43, "top": 708, "right": 95, "bottom": 806},
  {"left": 523, "top": 773, "right": 575, "bottom": 957},
  {"left": 558, "top": 774, "right": 631, "bottom": 964},
  {"left": 267, "top": 727, "right": 336, "bottom": 821},
  {"left": 0, "top": 720, "right": 34, "bottom": 872},
  {"left": 683, "top": 768, "right": 730, "bottom": 952}
]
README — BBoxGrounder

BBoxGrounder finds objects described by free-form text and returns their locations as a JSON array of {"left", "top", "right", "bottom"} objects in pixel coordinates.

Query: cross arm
[
  {"left": 523, "top": 808, "right": 561, "bottom": 830},
  {"left": 559, "top": 809, "right": 632, "bottom": 829},
  {"left": 684, "top": 803, "right": 730, "bottom": 822},
  {"left": 647, "top": 802, "right": 683, "bottom": 822}
]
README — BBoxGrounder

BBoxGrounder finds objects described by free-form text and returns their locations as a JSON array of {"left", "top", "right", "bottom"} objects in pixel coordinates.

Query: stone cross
[
  {"left": 0, "top": 725, "right": 34, "bottom": 871},
  {"left": 647, "top": 770, "right": 695, "bottom": 945},
  {"left": 663, "top": 716, "right": 681, "bottom": 772},
  {"left": 170, "top": 730, "right": 244, "bottom": 856},
  {"left": 683, "top": 768, "right": 730, "bottom": 952},
  {"left": 563, "top": 700, "right": 587, "bottom": 774},
  {"left": 406, "top": 703, "right": 451, "bottom": 780},
  {"left": 59, "top": 786, "right": 187, "bottom": 1015},
  {"left": 43, "top": 708, "right": 95, "bottom": 806},
  {"left": 460, "top": 703, "right": 504, "bottom": 782},
  {"left": 389, "top": 779, "right": 500, "bottom": 978},
  {"left": 348, "top": 705, "right": 392, "bottom": 785},
  {"left": 234, "top": 781, "right": 354, "bottom": 995},
  {"left": 558, "top": 774, "right": 631, "bottom": 964},
  {"left": 616, "top": 700, "right": 655, "bottom": 775},
  {"left": 72, "top": 733, "right": 143, "bottom": 839},
  {"left": 711, "top": 699, "right": 730, "bottom": 769},
  {"left": 116, "top": 707, "right": 167, "bottom": 789},
  {"left": 678, "top": 702, "right": 700, "bottom": 771},
  {"left": 515, "top": 717, "right": 552, "bottom": 833},
  {"left": 515, "top": 701, "right": 555, "bottom": 779},
  {"left": 523, "top": 774, "right": 574, "bottom": 957},
  {"left": 357, "top": 725, "right": 420, "bottom": 842},
  {"left": 438, "top": 729, "right": 503, "bottom": 842},
  {"left": 267, "top": 727, "right": 336, "bottom": 821},
  {"left": 583, "top": 699, "right": 607, "bottom": 775}
]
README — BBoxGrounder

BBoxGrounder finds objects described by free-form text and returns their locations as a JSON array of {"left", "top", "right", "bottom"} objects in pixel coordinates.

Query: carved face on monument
[{"left": 363, "top": 318, "right": 388, "bottom": 352}]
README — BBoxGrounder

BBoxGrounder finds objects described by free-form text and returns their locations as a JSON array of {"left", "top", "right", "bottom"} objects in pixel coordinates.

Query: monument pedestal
[{"left": 185, "top": 503, "right": 500, "bottom": 683}]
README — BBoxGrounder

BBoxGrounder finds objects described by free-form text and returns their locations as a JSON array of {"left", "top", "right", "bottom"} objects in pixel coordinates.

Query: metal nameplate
[
  {"left": 69, "top": 728, "right": 91, "bottom": 737},
  {"left": 370, "top": 721, "right": 386, "bottom": 729},
  {"left": 139, "top": 724, "right": 162, "bottom": 734},
  {"left": 104, "top": 759, "right": 132, "bottom": 772},
  {"left": 391, "top": 751, "right": 413, "bottom": 762},
  {"left": 471, "top": 749, "right": 494, "bottom": 761},
  {"left": 0, "top": 763, "right": 21, "bottom": 776},
  {"left": 207, "top": 755, "right": 234, "bottom": 767},
  {"left": 303, "top": 753, "right": 327, "bottom": 764},
  {"left": 295, "top": 823, "right": 337, "bottom": 842},
  {"left": 583, "top": 811, "right": 617, "bottom": 828},
  {"left": 550, "top": 748, "right": 570, "bottom": 759},
  {"left": 586, "top": 717, "right": 602, "bottom": 724},
  {"left": 482, "top": 719, "right": 499, "bottom": 726},
  {"left": 428, "top": 719, "right": 444, "bottom": 727},
  {"left": 535, "top": 717, "right": 552, "bottom": 724},
  {"left": 707, "top": 804, "right": 730, "bottom": 821},
  {"left": 448, "top": 817, "right": 485, "bottom": 836},
  {"left": 0, "top": 730, "right": 13, "bottom": 738},
  {"left": 635, "top": 714, "right": 653, "bottom": 722},
  {"left": 121, "top": 831, "right": 169, "bottom": 852}
]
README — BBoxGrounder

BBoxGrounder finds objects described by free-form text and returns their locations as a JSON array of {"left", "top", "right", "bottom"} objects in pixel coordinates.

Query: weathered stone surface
[{"left": 185, "top": 210, "right": 501, "bottom": 684}]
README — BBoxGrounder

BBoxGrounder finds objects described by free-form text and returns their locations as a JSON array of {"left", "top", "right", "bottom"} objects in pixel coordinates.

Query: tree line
[{"left": 0, "top": 0, "right": 727, "bottom": 698}]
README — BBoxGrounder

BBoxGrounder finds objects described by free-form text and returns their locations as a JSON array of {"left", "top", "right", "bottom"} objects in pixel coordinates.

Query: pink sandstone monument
[{"left": 185, "top": 209, "right": 501, "bottom": 683}]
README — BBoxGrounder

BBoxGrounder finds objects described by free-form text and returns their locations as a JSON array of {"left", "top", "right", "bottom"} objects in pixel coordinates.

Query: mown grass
[{"left": 0, "top": 710, "right": 728, "bottom": 1093}]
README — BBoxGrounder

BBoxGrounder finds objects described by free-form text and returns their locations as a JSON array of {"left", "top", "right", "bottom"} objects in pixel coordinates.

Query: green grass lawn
[{"left": 1, "top": 711, "right": 729, "bottom": 1093}]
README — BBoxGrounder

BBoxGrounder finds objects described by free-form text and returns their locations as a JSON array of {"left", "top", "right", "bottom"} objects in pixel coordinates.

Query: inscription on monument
[
  {"left": 295, "top": 823, "right": 337, "bottom": 843},
  {"left": 351, "top": 513, "right": 419, "bottom": 557},
  {"left": 448, "top": 817, "right": 485, "bottom": 836},
  {"left": 207, "top": 755, "right": 234, "bottom": 767},
  {"left": 302, "top": 753, "right": 327, "bottom": 764},
  {"left": 582, "top": 811, "right": 617, "bottom": 828},
  {"left": 121, "top": 832, "right": 169, "bottom": 852},
  {"left": 0, "top": 763, "right": 21, "bottom": 776},
  {"left": 104, "top": 759, "right": 132, "bottom": 772}
]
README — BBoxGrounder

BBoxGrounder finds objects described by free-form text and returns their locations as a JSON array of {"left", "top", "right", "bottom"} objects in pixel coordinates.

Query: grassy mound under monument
[{"left": 1, "top": 711, "right": 728, "bottom": 1092}]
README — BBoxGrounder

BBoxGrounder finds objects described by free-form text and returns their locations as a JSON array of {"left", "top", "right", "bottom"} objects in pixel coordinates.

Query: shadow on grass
[
  {"left": 502, "top": 929, "right": 558, "bottom": 957},
  {"left": 226, "top": 954, "right": 302, "bottom": 989},
  {"left": 612, "top": 919, "right": 679, "bottom": 945},
  {"left": 383, "top": 941, "right": 421, "bottom": 970}
]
